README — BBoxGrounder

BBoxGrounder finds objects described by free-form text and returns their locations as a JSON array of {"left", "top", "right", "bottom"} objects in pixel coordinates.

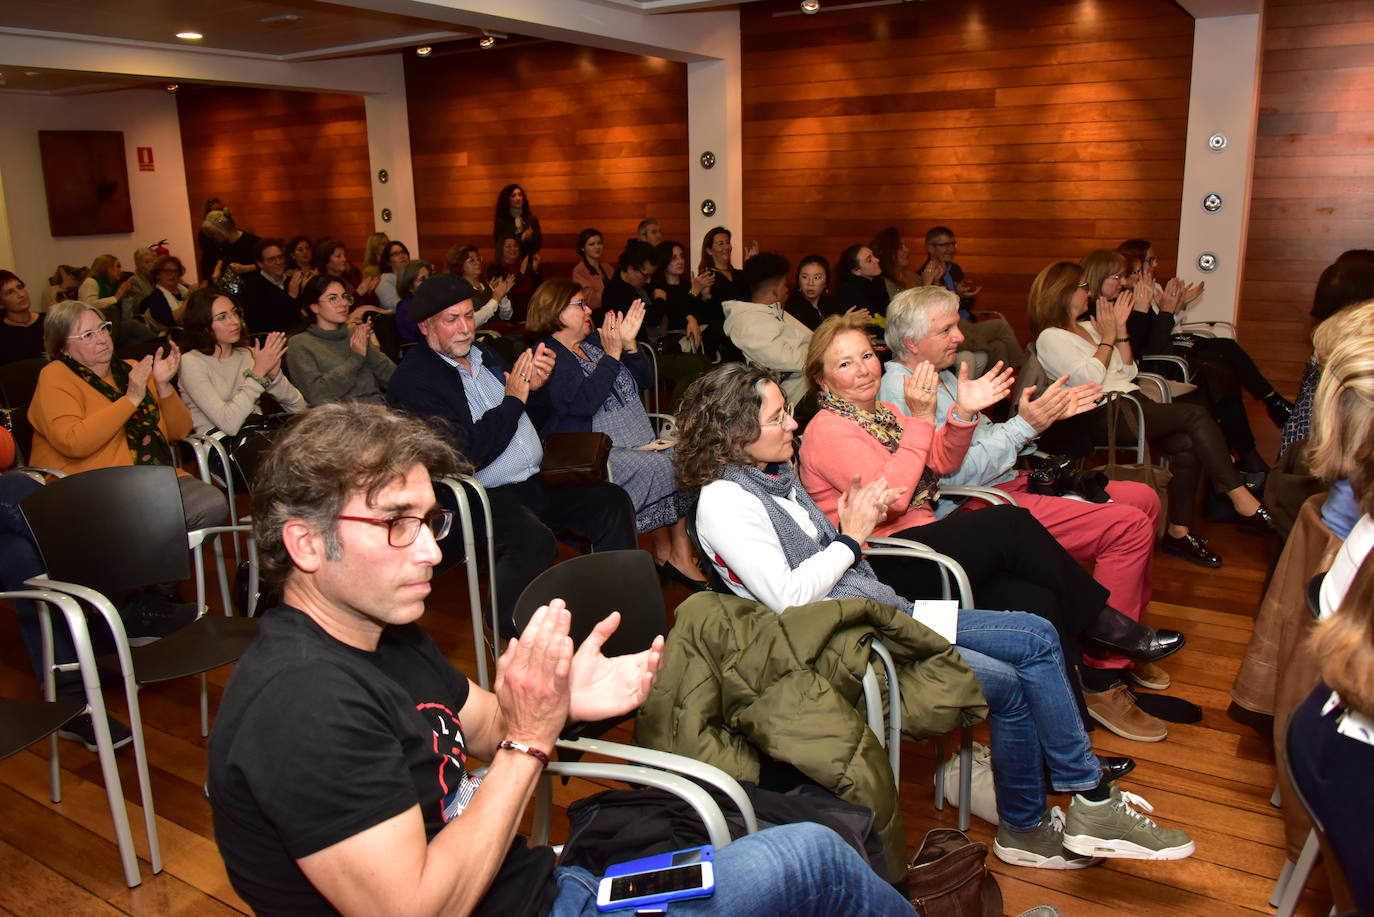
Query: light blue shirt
[
  {"left": 442, "top": 347, "right": 543, "bottom": 489},
  {"left": 879, "top": 361, "right": 1038, "bottom": 519}
]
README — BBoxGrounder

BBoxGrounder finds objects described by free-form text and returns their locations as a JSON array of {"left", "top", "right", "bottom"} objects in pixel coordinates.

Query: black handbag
[{"left": 539, "top": 432, "right": 611, "bottom": 488}]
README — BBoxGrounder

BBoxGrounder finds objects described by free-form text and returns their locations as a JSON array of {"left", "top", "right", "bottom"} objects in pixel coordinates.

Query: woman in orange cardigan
[{"left": 28, "top": 301, "right": 227, "bottom": 530}]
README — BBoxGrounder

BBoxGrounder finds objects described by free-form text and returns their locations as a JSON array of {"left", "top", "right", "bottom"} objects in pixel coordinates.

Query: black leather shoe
[
  {"left": 658, "top": 561, "right": 709, "bottom": 592},
  {"left": 1235, "top": 503, "right": 1277, "bottom": 537},
  {"left": 1161, "top": 532, "right": 1221, "bottom": 568},
  {"left": 1083, "top": 627, "right": 1186, "bottom": 664},
  {"left": 1099, "top": 756, "right": 1136, "bottom": 782}
]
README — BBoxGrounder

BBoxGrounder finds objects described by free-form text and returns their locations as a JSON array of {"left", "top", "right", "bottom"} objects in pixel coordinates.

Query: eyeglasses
[
  {"left": 566, "top": 299, "right": 589, "bottom": 310},
  {"left": 68, "top": 321, "right": 113, "bottom": 342},
  {"left": 336, "top": 509, "right": 454, "bottom": 547},
  {"left": 1105, "top": 273, "right": 1122, "bottom": 280},
  {"left": 761, "top": 405, "right": 794, "bottom": 428},
  {"left": 932, "top": 241, "right": 957, "bottom": 248},
  {"left": 320, "top": 292, "right": 355, "bottom": 306}
]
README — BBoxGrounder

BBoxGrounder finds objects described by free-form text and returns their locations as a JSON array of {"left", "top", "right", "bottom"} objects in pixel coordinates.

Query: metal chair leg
[
  {"left": 1273, "top": 829, "right": 1320, "bottom": 917},
  {"left": 957, "top": 725, "right": 973, "bottom": 832}
]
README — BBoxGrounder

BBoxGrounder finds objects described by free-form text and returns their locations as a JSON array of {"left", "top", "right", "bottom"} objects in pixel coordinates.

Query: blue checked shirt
[{"left": 438, "top": 347, "right": 543, "bottom": 488}]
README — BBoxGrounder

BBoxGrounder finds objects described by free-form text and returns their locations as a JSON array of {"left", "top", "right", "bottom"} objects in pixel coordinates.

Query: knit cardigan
[
  {"left": 798, "top": 403, "right": 978, "bottom": 536},
  {"left": 27, "top": 358, "right": 194, "bottom": 476}
]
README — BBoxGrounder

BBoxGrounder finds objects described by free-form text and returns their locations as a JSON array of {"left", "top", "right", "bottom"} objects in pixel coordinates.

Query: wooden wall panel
[
  {"left": 405, "top": 42, "right": 689, "bottom": 275},
  {"left": 1240, "top": 0, "right": 1374, "bottom": 392},
  {"left": 740, "top": 0, "right": 1194, "bottom": 340},
  {"left": 178, "top": 87, "right": 374, "bottom": 264}
]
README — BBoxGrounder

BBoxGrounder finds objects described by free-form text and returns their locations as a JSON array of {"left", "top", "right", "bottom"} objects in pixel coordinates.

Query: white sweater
[
  {"left": 1035, "top": 324, "right": 1139, "bottom": 393},
  {"left": 178, "top": 348, "right": 308, "bottom": 435},
  {"left": 696, "top": 477, "right": 856, "bottom": 615}
]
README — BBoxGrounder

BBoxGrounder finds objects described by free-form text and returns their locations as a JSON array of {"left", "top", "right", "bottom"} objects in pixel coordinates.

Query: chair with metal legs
[
  {"left": 20, "top": 465, "right": 260, "bottom": 877},
  {"left": 433, "top": 474, "right": 498, "bottom": 689},
  {"left": 0, "top": 590, "right": 141, "bottom": 887}
]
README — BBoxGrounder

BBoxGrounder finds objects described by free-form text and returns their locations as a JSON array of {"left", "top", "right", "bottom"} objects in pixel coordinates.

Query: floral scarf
[
  {"left": 818, "top": 390, "right": 940, "bottom": 510},
  {"left": 59, "top": 355, "right": 171, "bottom": 466}
]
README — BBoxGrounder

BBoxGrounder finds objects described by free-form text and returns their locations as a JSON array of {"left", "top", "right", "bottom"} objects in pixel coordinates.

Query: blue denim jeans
[
  {"left": 954, "top": 609, "right": 1101, "bottom": 831},
  {"left": 550, "top": 823, "right": 911, "bottom": 916}
]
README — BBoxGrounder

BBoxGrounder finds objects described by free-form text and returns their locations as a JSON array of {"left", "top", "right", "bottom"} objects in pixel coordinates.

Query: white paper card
[{"left": 909, "top": 600, "right": 959, "bottom": 644}]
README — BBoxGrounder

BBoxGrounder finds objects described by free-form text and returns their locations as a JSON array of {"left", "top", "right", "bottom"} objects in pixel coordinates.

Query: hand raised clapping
[
  {"left": 837, "top": 475, "right": 902, "bottom": 546},
  {"left": 251, "top": 331, "right": 288, "bottom": 379},
  {"left": 151, "top": 341, "right": 181, "bottom": 388},
  {"left": 953, "top": 360, "right": 1013, "bottom": 419},
  {"left": 902, "top": 361, "right": 939, "bottom": 420}
]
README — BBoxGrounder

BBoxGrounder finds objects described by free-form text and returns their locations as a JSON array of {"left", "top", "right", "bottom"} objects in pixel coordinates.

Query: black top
[
  {"left": 238, "top": 272, "right": 302, "bottom": 335},
  {"left": 0, "top": 315, "right": 45, "bottom": 366},
  {"left": 208, "top": 607, "right": 556, "bottom": 917},
  {"left": 220, "top": 232, "right": 264, "bottom": 272},
  {"left": 835, "top": 275, "right": 890, "bottom": 317},
  {"left": 493, "top": 213, "right": 543, "bottom": 258},
  {"left": 653, "top": 280, "right": 723, "bottom": 329},
  {"left": 784, "top": 292, "right": 841, "bottom": 331},
  {"left": 602, "top": 273, "right": 666, "bottom": 339},
  {"left": 701, "top": 267, "right": 751, "bottom": 306}
]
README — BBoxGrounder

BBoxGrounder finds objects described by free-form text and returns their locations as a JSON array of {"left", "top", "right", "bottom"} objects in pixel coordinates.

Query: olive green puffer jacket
[{"left": 634, "top": 592, "right": 988, "bottom": 881}]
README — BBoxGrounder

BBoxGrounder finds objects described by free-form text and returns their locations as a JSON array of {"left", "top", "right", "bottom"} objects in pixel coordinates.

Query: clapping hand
[
  {"left": 955, "top": 278, "right": 982, "bottom": 298},
  {"left": 527, "top": 342, "right": 556, "bottom": 390},
  {"left": 953, "top": 360, "right": 1013, "bottom": 419},
  {"left": 1089, "top": 297, "right": 1119, "bottom": 344},
  {"left": 251, "top": 331, "right": 288, "bottom": 379},
  {"left": 494, "top": 603, "right": 574, "bottom": 751},
  {"left": 125, "top": 356, "right": 153, "bottom": 406},
  {"left": 920, "top": 260, "right": 943, "bottom": 286},
  {"left": 902, "top": 361, "right": 940, "bottom": 420},
  {"left": 844, "top": 305, "right": 873, "bottom": 324},
  {"left": 504, "top": 348, "right": 538, "bottom": 401},
  {"left": 1181, "top": 280, "right": 1204, "bottom": 307},
  {"left": 744, "top": 240, "right": 760, "bottom": 261},
  {"left": 151, "top": 341, "right": 181, "bottom": 389},
  {"left": 689, "top": 270, "right": 714, "bottom": 297},
  {"left": 619, "top": 299, "right": 646, "bottom": 349},
  {"left": 568, "top": 608, "right": 663, "bottom": 724},
  {"left": 491, "top": 274, "right": 517, "bottom": 301},
  {"left": 1157, "top": 276, "right": 1184, "bottom": 314},
  {"left": 837, "top": 475, "right": 902, "bottom": 546},
  {"left": 348, "top": 322, "right": 370, "bottom": 356}
]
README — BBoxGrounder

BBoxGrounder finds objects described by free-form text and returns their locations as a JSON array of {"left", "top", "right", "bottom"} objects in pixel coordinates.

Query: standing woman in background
[
  {"left": 493, "top": 183, "right": 542, "bottom": 258},
  {"left": 571, "top": 228, "right": 614, "bottom": 313},
  {"left": 698, "top": 226, "right": 757, "bottom": 305}
]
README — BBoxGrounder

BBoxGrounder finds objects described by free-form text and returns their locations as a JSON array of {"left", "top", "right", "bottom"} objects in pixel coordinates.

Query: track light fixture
[{"left": 479, "top": 35, "right": 496, "bottom": 49}]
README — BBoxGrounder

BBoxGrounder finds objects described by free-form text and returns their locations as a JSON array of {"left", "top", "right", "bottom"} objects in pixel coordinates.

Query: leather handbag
[
  {"left": 903, "top": 828, "right": 1002, "bottom": 917},
  {"left": 539, "top": 432, "right": 612, "bottom": 488},
  {"left": 1100, "top": 392, "right": 1171, "bottom": 539}
]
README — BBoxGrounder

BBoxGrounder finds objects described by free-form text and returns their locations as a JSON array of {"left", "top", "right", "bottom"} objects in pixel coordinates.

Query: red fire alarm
[{"left": 137, "top": 147, "right": 155, "bottom": 171}]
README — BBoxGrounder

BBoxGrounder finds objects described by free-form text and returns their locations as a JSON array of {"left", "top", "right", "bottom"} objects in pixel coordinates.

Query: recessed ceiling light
[
  {"left": 800, "top": 0, "right": 820, "bottom": 12},
  {"left": 415, "top": 45, "right": 432, "bottom": 57},
  {"left": 25, "top": 71, "right": 40, "bottom": 76},
  {"left": 479, "top": 35, "right": 496, "bottom": 49},
  {"left": 176, "top": 31, "right": 203, "bottom": 40},
  {"left": 166, "top": 83, "right": 180, "bottom": 93}
]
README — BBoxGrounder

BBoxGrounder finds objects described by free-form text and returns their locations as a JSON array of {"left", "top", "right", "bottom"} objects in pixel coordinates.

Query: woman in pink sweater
[{"left": 798, "top": 315, "right": 1182, "bottom": 686}]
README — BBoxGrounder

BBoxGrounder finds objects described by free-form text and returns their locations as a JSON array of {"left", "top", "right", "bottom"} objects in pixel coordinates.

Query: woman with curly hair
[{"left": 674, "top": 363, "right": 1196, "bottom": 867}]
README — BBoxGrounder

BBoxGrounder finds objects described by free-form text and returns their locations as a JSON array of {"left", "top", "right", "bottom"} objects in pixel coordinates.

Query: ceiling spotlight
[
  {"left": 800, "top": 0, "right": 820, "bottom": 12},
  {"left": 175, "top": 31, "right": 203, "bottom": 40},
  {"left": 415, "top": 45, "right": 432, "bottom": 57},
  {"left": 479, "top": 35, "right": 496, "bottom": 49},
  {"left": 166, "top": 83, "right": 180, "bottom": 93}
]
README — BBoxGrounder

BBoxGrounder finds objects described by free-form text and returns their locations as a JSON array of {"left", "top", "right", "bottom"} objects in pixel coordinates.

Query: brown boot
[{"left": 1085, "top": 684, "right": 1167, "bottom": 742}]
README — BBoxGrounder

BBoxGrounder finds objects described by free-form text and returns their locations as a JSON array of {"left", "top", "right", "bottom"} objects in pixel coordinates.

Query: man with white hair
[{"left": 879, "top": 286, "right": 1171, "bottom": 743}]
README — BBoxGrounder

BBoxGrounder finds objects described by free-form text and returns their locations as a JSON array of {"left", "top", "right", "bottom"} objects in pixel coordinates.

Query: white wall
[{"left": 0, "top": 88, "right": 197, "bottom": 289}]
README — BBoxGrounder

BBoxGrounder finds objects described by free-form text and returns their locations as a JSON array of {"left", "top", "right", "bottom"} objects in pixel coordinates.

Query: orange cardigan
[{"left": 27, "top": 359, "right": 194, "bottom": 476}]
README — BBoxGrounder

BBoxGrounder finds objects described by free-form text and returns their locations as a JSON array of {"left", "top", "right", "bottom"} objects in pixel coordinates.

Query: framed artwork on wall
[{"left": 37, "top": 130, "right": 134, "bottom": 236}]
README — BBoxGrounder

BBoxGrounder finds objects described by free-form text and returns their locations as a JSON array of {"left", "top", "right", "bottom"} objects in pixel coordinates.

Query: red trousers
[{"left": 963, "top": 473, "right": 1158, "bottom": 670}]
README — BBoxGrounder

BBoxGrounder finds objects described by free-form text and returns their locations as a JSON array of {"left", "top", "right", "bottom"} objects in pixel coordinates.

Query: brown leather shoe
[
  {"left": 1129, "top": 661, "right": 1171, "bottom": 691},
  {"left": 1085, "top": 684, "right": 1167, "bottom": 742}
]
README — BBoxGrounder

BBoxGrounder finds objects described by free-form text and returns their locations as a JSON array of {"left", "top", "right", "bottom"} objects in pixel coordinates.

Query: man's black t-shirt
[{"left": 209, "top": 607, "right": 556, "bottom": 916}]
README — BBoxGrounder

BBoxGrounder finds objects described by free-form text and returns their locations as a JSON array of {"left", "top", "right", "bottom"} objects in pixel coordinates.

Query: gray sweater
[{"left": 286, "top": 324, "right": 395, "bottom": 406}]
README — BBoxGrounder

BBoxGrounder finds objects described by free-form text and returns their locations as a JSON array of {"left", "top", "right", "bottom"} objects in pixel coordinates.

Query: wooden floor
[{"left": 0, "top": 405, "right": 1338, "bottom": 916}]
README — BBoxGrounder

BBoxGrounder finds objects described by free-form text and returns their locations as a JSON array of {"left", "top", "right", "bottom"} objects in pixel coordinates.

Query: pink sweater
[{"left": 799, "top": 403, "right": 978, "bottom": 536}]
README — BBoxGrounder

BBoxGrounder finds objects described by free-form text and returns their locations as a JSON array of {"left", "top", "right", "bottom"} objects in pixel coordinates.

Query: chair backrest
[
  {"left": 684, "top": 513, "right": 732, "bottom": 595},
  {"left": 20, "top": 465, "right": 190, "bottom": 593},
  {"left": 1009, "top": 344, "right": 1046, "bottom": 417},
  {"left": 511, "top": 550, "right": 667, "bottom": 658},
  {"left": 0, "top": 357, "right": 45, "bottom": 408}
]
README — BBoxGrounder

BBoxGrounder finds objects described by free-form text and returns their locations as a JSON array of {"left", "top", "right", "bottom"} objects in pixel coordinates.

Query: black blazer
[
  {"left": 239, "top": 272, "right": 301, "bottom": 335},
  {"left": 387, "top": 341, "right": 550, "bottom": 472}
]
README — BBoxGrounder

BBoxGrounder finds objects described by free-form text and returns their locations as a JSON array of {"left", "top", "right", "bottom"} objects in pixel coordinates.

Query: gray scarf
[{"left": 719, "top": 462, "right": 907, "bottom": 609}]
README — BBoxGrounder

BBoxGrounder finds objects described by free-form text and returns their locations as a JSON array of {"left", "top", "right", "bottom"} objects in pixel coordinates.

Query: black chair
[
  {"left": 508, "top": 549, "right": 756, "bottom": 848},
  {"left": 0, "top": 589, "right": 140, "bottom": 886},
  {"left": 20, "top": 464, "right": 259, "bottom": 878},
  {"left": 0, "top": 356, "right": 46, "bottom": 465}
]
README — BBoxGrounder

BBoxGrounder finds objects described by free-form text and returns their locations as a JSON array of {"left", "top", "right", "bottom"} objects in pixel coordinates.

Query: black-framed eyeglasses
[{"left": 336, "top": 509, "right": 454, "bottom": 547}]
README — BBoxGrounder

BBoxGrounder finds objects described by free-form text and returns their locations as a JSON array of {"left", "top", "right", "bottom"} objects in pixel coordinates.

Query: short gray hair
[
  {"left": 43, "top": 300, "right": 105, "bottom": 360},
  {"left": 884, "top": 286, "right": 960, "bottom": 357}
]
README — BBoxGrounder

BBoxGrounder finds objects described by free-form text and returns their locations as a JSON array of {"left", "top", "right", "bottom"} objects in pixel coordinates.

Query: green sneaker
[
  {"left": 1062, "top": 786, "right": 1196, "bottom": 860},
  {"left": 993, "top": 808, "right": 1100, "bottom": 869}
]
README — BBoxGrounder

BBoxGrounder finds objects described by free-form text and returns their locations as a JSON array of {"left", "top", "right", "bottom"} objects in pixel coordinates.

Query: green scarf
[{"left": 59, "top": 355, "right": 171, "bottom": 466}]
